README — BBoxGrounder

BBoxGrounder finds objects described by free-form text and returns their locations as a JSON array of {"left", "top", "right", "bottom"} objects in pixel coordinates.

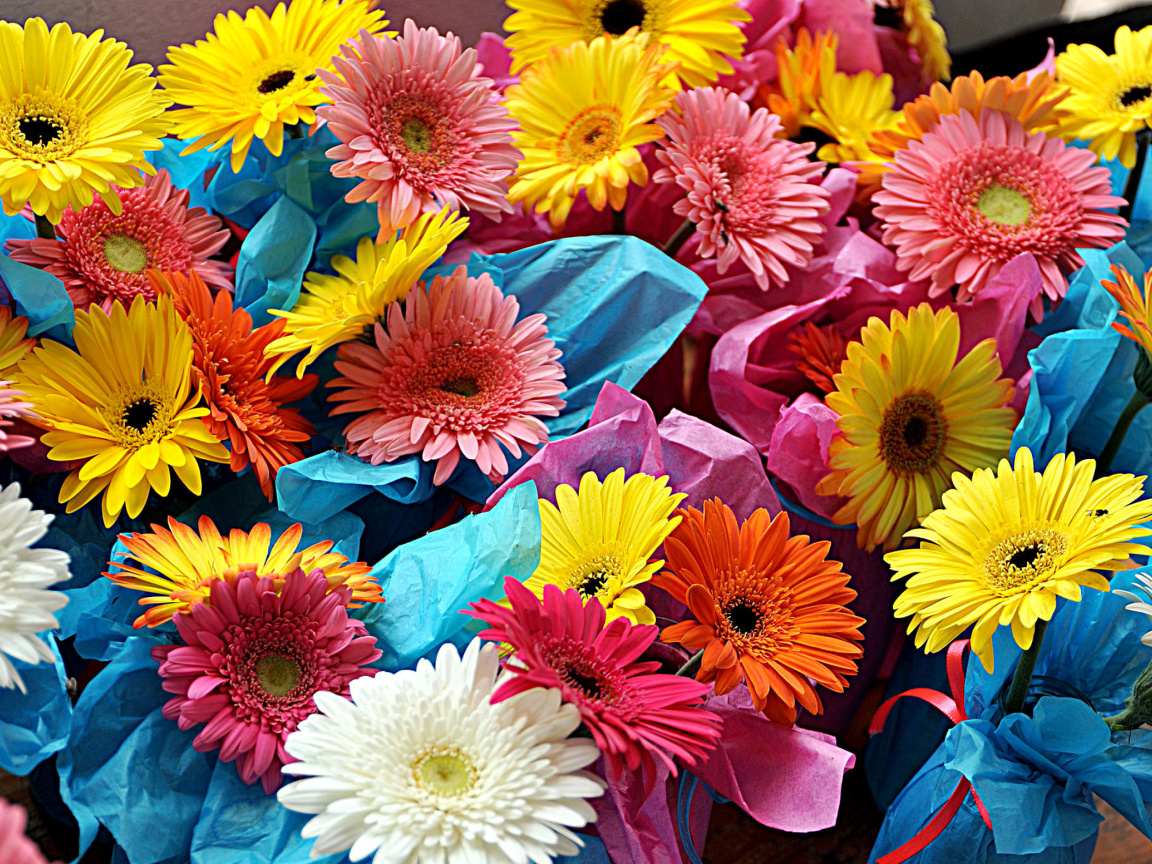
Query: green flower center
[
  {"left": 439, "top": 375, "right": 480, "bottom": 397},
  {"left": 256, "top": 654, "right": 301, "bottom": 697},
  {"left": 103, "top": 233, "right": 148, "bottom": 273},
  {"left": 401, "top": 117, "right": 433, "bottom": 153},
  {"left": 413, "top": 750, "right": 477, "bottom": 797},
  {"left": 977, "top": 186, "right": 1032, "bottom": 226}
]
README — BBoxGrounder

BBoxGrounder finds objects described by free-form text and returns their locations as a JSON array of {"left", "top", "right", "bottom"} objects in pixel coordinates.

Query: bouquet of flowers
[{"left": 1, "top": 1, "right": 1152, "bottom": 863}]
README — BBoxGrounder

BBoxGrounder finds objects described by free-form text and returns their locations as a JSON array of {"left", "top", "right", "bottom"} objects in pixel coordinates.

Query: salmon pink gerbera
[
  {"left": 152, "top": 568, "right": 381, "bottom": 793},
  {"left": 6, "top": 169, "right": 232, "bottom": 313},
  {"left": 654, "top": 86, "right": 830, "bottom": 290},
  {"left": 873, "top": 110, "right": 1126, "bottom": 319},
  {"left": 0, "top": 797, "right": 53, "bottom": 864},
  {"left": 319, "top": 20, "right": 519, "bottom": 238},
  {"left": 468, "top": 577, "right": 722, "bottom": 782},
  {"left": 0, "top": 384, "right": 33, "bottom": 454},
  {"left": 327, "top": 264, "right": 566, "bottom": 485}
]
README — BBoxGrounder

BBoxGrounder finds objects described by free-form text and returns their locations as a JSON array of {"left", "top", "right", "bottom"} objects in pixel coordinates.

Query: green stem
[
  {"left": 34, "top": 213, "right": 55, "bottom": 240},
  {"left": 286, "top": 123, "right": 306, "bottom": 140},
  {"left": 662, "top": 218, "right": 694, "bottom": 259},
  {"left": 1004, "top": 619, "right": 1049, "bottom": 716},
  {"left": 1096, "top": 389, "right": 1150, "bottom": 476},
  {"left": 612, "top": 205, "right": 627, "bottom": 235},
  {"left": 676, "top": 649, "right": 704, "bottom": 679}
]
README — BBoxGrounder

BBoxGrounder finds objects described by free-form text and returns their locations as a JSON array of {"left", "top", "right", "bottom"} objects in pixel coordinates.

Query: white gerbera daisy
[
  {"left": 0, "top": 483, "right": 70, "bottom": 692},
  {"left": 1117, "top": 573, "right": 1152, "bottom": 647},
  {"left": 277, "top": 638, "right": 604, "bottom": 864}
]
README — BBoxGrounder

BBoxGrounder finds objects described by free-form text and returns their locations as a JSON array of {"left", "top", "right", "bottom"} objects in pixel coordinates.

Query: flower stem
[
  {"left": 1003, "top": 619, "right": 1049, "bottom": 716},
  {"left": 612, "top": 206, "right": 627, "bottom": 235},
  {"left": 662, "top": 218, "right": 694, "bottom": 259},
  {"left": 34, "top": 213, "right": 55, "bottom": 240},
  {"left": 1120, "top": 128, "right": 1152, "bottom": 224},
  {"left": 676, "top": 649, "right": 704, "bottom": 679},
  {"left": 1096, "top": 389, "right": 1150, "bottom": 477},
  {"left": 286, "top": 123, "right": 306, "bottom": 140}
]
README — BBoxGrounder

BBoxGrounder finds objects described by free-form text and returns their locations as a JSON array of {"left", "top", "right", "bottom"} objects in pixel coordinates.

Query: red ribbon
[{"left": 869, "top": 639, "right": 993, "bottom": 864}]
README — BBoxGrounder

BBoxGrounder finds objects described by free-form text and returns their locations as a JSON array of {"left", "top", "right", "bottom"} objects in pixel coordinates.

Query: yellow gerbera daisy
[
  {"left": 808, "top": 65, "right": 901, "bottom": 164},
  {"left": 754, "top": 29, "right": 837, "bottom": 139},
  {"left": 159, "top": 0, "right": 389, "bottom": 173},
  {"left": 0, "top": 18, "right": 170, "bottom": 223},
  {"left": 0, "top": 307, "right": 33, "bottom": 378},
  {"left": 264, "top": 208, "right": 468, "bottom": 378},
  {"left": 16, "top": 295, "right": 229, "bottom": 527},
  {"left": 883, "top": 0, "right": 951, "bottom": 84},
  {"left": 1056, "top": 24, "right": 1152, "bottom": 167},
  {"left": 503, "top": 0, "right": 749, "bottom": 88},
  {"left": 814, "top": 304, "right": 1017, "bottom": 552},
  {"left": 887, "top": 448, "right": 1152, "bottom": 671},
  {"left": 505, "top": 31, "right": 678, "bottom": 231},
  {"left": 524, "top": 468, "right": 685, "bottom": 625},
  {"left": 106, "top": 515, "right": 382, "bottom": 627}
]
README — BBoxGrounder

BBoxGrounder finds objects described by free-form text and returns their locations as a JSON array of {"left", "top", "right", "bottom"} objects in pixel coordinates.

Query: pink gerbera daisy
[
  {"left": 0, "top": 798, "right": 53, "bottom": 864},
  {"left": 0, "top": 383, "right": 33, "bottom": 454},
  {"left": 653, "top": 86, "right": 831, "bottom": 290},
  {"left": 327, "top": 264, "right": 566, "bottom": 486},
  {"left": 873, "top": 110, "right": 1127, "bottom": 319},
  {"left": 468, "top": 577, "right": 723, "bottom": 783},
  {"left": 152, "top": 568, "right": 381, "bottom": 793},
  {"left": 6, "top": 169, "right": 232, "bottom": 313},
  {"left": 319, "top": 20, "right": 520, "bottom": 239}
]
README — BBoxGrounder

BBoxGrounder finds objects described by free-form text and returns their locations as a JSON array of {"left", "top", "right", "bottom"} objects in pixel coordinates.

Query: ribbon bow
[{"left": 869, "top": 639, "right": 993, "bottom": 864}]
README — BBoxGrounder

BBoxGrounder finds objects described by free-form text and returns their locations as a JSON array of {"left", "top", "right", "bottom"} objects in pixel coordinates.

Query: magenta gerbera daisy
[
  {"left": 152, "top": 568, "right": 381, "bottom": 793},
  {"left": 318, "top": 20, "right": 520, "bottom": 239},
  {"left": 6, "top": 169, "right": 232, "bottom": 313},
  {"left": 653, "top": 86, "right": 831, "bottom": 290},
  {"left": 468, "top": 577, "right": 723, "bottom": 782},
  {"left": 873, "top": 110, "right": 1127, "bottom": 319},
  {"left": 327, "top": 264, "right": 566, "bottom": 486},
  {"left": 0, "top": 383, "right": 33, "bottom": 454}
]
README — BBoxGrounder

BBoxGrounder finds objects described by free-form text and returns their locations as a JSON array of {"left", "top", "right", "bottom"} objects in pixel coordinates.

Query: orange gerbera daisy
[
  {"left": 753, "top": 29, "right": 837, "bottom": 139},
  {"left": 652, "top": 499, "right": 865, "bottom": 724},
  {"left": 1102, "top": 264, "right": 1152, "bottom": 360},
  {"left": 788, "top": 322, "right": 850, "bottom": 394},
  {"left": 107, "top": 515, "right": 381, "bottom": 627},
  {"left": 150, "top": 270, "right": 317, "bottom": 500},
  {"left": 854, "top": 69, "right": 1068, "bottom": 198}
]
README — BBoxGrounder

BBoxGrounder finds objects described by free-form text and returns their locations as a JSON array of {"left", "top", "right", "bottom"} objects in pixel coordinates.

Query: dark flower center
[
  {"left": 873, "top": 4, "right": 904, "bottom": 29},
  {"left": 1008, "top": 544, "right": 1042, "bottom": 570},
  {"left": 440, "top": 376, "right": 480, "bottom": 397},
  {"left": 600, "top": 0, "right": 647, "bottom": 35},
  {"left": 256, "top": 653, "right": 302, "bottom": 697},
  {"left": 562, "top": 666, "right": 606, "bottom": 699},
  {"left": 19, "top": 116, "right": 62, "bottom": 146},
  {"left": 578, "top": 569, "right": 609, "bottom": 597},
  {"left": 401, "top": 117, "right": 433, "bottom": 153},
  {"left": 725, "top": 601, "right": 760, "bottom": 636},
  {"left": 902, "top": 416, "right": 927, "bottom": 448},
  {"left": 1121, "top": 85, "right": 1152, "bottom": 108},
  {"left": 122, "top": 398, "right": 158, "bottom": 431},
  {"left": 879, "top": 391, "right": 948, "bottom": 477},
  {"left": 259, "top": 70, "right": 296, "bottom": 94}
]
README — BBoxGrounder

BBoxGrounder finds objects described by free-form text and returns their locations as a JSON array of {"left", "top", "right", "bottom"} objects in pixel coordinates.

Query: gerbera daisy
[
  {"left": 0, "top": 483, "right": 70, "bottom": 693},
  {"left": 469, "top": 577, "right": 721, "bottom": 780},
  {"left": 0, "top": 18, "right": 170, "bottom": 224},
  {"left": 319, "top": 20, "right": 520, "bottom": 237},
  {"left": 6, "top": 170, "right": 232, "bottom": 313},
  {"left": 1116, "top": 573, "right": 1152, "bottom": 646},
  {"left": 153, "top": 568, "right": 381, "bottom": 793},
  {"left": 264, "top": 208, "right": 468, "bottom": 378},
  {"left": 504, "top": 31, "right": 678, "bottom": 231},
  {"left": 873, "top": 111, "right": 1126, "bottom": 319},
  {"left": 1056, "top": 25, "right": 1152, "bottom": 167},
  {"left": 788, "top": 322, "right": 850, "bottom": 394},
  {"left": 888, "top": 448, "right": 1152, "bottom": 671},
  {"left": 523, "top": 469, "right": 683, "bottom": 626},
  {"left": 0, "top": 798, "right": 52, "bottom": 864},
  {"left": 753, "top": 29, "right": 837, "bottom": 138},
  {"left": 151, "top": 270, "right": 317, "bottom": 501},
  {"left": 327, "top": 265, "right": 566, "bottom": 485},
  {"left": 0, "top": 384, "right": 33, "bottom": 454},
  {"left": 807, "top": 68, "right": 901, "bottom": 164},
  {"left": 277, "top": 639, "right": 604, "bottom": 863},
  {"left": 1102, "top": 264, "right": 1152, "bottom": 361},
  {"left": 874, "top": 0, "right": 951, "bottom": 83},
  {"left": 107, "top": 515, "right": 380, "bottom": 628},
  {"left": 159, "top": 0, "right": 389, "bottom": 172},
  {"left": 16, "top": 296, "right": 229, "bottom": 527},
  {"left": 653, "top": 86, "right": 830, "bottom": 290},
  {"left": 0, "top": 307, "right": 33, "bottom": 377},
  {"left": 503, "top": 0, "right": 750, "bottom": 89},
  {"left": 814, "top": 304, "right": 1017, "bottom": 553},
  {"left": 652, "top": 500, "right": 865, "bottom": 725}
]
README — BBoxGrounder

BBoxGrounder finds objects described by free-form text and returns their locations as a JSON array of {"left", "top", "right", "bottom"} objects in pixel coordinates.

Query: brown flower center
[
  {"left": 982, "top": 528, "right": 1068, "bottom": 594},
  {"left": 879, "top": 390, "right": 948, "bottom": 477},
  {"left": 1120, "top": 85, "right": 1152, "bottom": 108},
  {"left": 258, "top": 70, "right": 296, "bottom": 94},
  {"left": 122, "top": 398, "right": 158, "bottom": 432},
  {"left": 599, "top": 0, "right": 647, "bottom": 34},
  {"left": 559, "top": 105, "right": 623, "bottom": 166}
]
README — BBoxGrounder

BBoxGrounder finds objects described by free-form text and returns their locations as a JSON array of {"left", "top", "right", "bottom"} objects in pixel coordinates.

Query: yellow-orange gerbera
[
  {"left": 16, "top": 296, "right": 229, "bottom": 527},
  {"left": 0, "top": 307, "right": 33, "bottom": 378},
  {"left": 152, "top": 270, "right": 318, "bottom": 501},
  {"left": 106, "top": 515, "right": 382, "bottom": 627},
  {"left": 855, "top": 69, "right": 1068, "bottom": 197},
  {"left": 1102, "top": 264, "right": 1152, "bottom": 361},
  {"left": 653, "top": 499, "right": 864, "bottom": 724},
  {"left": 807, "top": 65, "right": 900, "bottom": 163},
  {"left": 754, "top": 29, "right": 837, "bottom": 139},
  {"left": 878, "top": 0, "right": 951, "bottom": 84},
  {"left": 815, "top": 304, "right": 1018, "bottom": 552}
]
